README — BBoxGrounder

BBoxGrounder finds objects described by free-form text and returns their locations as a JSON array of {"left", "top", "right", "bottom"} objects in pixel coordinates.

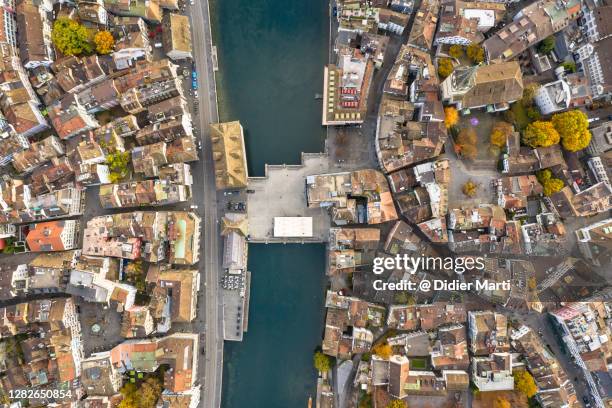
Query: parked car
[{"left": 192, "top": 80, "right": 198, "bottom": 90}]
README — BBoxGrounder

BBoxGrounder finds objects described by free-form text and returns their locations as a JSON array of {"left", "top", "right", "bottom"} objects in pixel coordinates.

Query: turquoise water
[
  {"left": 211, "top": 0, "right": 328, "bottom": 176},
  {"left": 221, "top": 244, "right": 327, "bottom": 408},
  {"left": 213, "top": 0, "right": 329, "bottom": 405}
]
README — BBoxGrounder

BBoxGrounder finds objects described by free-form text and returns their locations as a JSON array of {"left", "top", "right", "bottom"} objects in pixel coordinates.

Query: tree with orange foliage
[
  {"left": 490, "top": 121, "right": 513, "bottom": 147},
  {"left": 493, "top": 396, "right": 511, "bottom": 408},
  {"left": 444, "top": 107, "right": 459, "bottom": 129},
  {"left": 455, "top": 127, "right": 478, "bottom": 160},
  {"left": 372, "top": 343, "right": 393, "bottom": 360},
  {"left": 94, "top": 31, "right": 115, "bottom": 55}
]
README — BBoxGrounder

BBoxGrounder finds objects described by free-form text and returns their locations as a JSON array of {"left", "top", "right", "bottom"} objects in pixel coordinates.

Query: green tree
[
  {"left": 449, "top": 44, "right": 464, "bottom": 59},
  {"left": 314, "top": 351, "right": 333, "bottom": 372},
  {"left": 561, "top": 61, "right": 577, "bottom": 73},
  {"left": 522, "top": 121, "right": 560, "bottom": 147},
  {"left": 526, "top": 106, "right": 541, "bottom": 121},
  {"left": 386, "top": 400, "right": 408, "bottom": 408},
  {"left": 536, "top": 169, "right": 565, "bottom": 196},
  {"left": 466, "top": 43, "right": 485, "bottom": 64},
  {"left": 52, "top": 18, "right": 92, "bottom": 56},
  {"left": 438, "top": 58, "right": 454, "bottom": 78},
  {"left": 552, "top": 110, "right": 592, "bottom": 152},
  {"left": 359, "top": 392, "right": 373, "bottom": 408},
  {"left": 514, "top": 370, "right": 538, "bottom": 398},
  {"left": 538, "top": 36, "right": 555, "bottom": 54}
]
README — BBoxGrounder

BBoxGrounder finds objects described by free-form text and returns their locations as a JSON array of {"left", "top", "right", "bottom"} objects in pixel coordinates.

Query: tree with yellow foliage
[
  {"left": 314, "top": 351, "right": 333, "bottom": 372},
  {"left": 444, "top": 106, "right": 459, "bottom": 129},
  {"left": 373, "top": 342, "right": 393, "bottom": 360},
  {"left": 466, "top": 43, "right": 485, "bottom": 64},
  {"left": 449, "top": 45, "right": 464, "bottom": 59},
  {"left": 552, "top": 110, "right": 592, "bottom": 152},
  {"left": 438, "top": 58, "right": 454, "bottom": 79},
  {"left": 462, "top": 181, "right": 478, "bottom": 197},
  {"left": 94, "top": 31, "right": 115, "bottom": 54},
  {"left": 52, "top": 18, "right": 92, "bottom": 56},
  {"left": 536, "top": 169, "right": 564, "bottom": 196},
  {"left": 514, "top": 370, "right": 538, "bottom": 398},
  {"left": 522, "top": 121, "right": 560, "bottom": 148},
  {"left": 386, "top": 400, "right": 408, "bottom": 408}
]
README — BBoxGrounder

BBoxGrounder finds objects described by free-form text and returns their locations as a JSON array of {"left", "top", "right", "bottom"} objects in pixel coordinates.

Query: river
[
  {"left": 211, "top": 0, "right": 328, "bottom": 176},
  {"left": 211, "top": 0, "right": 330, "bottom": 407},
  {"left": 221, "top": 244, "right": 327, "bottom": 407}
]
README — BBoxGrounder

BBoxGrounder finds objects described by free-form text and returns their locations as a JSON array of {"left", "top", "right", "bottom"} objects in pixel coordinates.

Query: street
[{"left": 185, "top": 0, "right": 224, "bottom": 406}]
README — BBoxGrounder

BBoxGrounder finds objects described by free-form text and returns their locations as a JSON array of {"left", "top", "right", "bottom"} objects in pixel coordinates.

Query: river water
[
  {"left": 221, "top": 244, "right": 327, "bottom": 408},
  {"left": 211, "top": 0, "right": 329, "bottom": 407},
  {"left": 211, "top": 0, "right": 328, "bottom": 176}
]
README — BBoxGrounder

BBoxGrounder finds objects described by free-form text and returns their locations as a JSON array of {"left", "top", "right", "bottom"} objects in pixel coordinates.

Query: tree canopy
[
  {"left": 462, "top": 181, "right": 478, "bottom": 197},
  {"left": 490, "top": 121, "right": 513, "bottom": 147},
  {"left": 52, "top": 18, "right": 92, "bottom": 56},
  {"left": 106, "top": 151, "right": 131, "bottom": 183},
  {"left": 94, "top": 31, "right": 115, "bottom": 54},
  {"left": 455, "top": 127, "right": 478, "bottom": 160},
  {"left": 522, "top": 84, "right": 541, "bottom": 106},
  {"left": 522, "top": 121, "right": 560, "bottom": 148},
  {"left": 373, "top": 342, "right": 393, "bottom": 360},
  {"left": 118, "top": 377, "right": 162, "bottom": 408},
  {"left": 313, "top": 351, "right": 333, "bottom": 372},
  {"left": 552, "top": 110, "right": 592, "bottom": 152},
  {"left": 466, "top": 44, "right": 485, "bottom": 64},
  {"left": 493, "top": 396, "right": 512, "bottom": 408},
  {"left": 444, "top": 106, "right": 459, "bottom": 129},
  {"left": 449, "top": 45, "right": 464, "bottom": 59},
  {"left": 538, "top": 36, "right": 555, "bottom": 54},
  {"left": 561, "top": 61, "right": 577, "bottom": 73},
  {"left": 438, "top": 58, "right": 454, "bottom": 78},
  {"left": 536, "top": 169, "right": 564, "bottom": 196},
  {"left": 514, "top": 370, "right": 538, "bottom": 398},
  {"left": 386, "top": 400, "right": 408, "bottom": 408},
  {"left": 393, "top": 291, "right": 415, "bottom": 305}
]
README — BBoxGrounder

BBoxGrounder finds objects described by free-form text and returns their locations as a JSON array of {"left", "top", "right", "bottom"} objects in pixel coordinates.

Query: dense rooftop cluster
[
  {"left": 0, "top": 0, "right": 209, "bottom": 405},
  {"left": 317, "top": 0, "right": 612, "bottom": 406}
]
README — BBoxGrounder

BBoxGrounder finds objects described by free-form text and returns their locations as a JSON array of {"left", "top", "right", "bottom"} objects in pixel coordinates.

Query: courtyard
[{"left": 77, "top": 298, "right": 123, "bottom": 357}]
